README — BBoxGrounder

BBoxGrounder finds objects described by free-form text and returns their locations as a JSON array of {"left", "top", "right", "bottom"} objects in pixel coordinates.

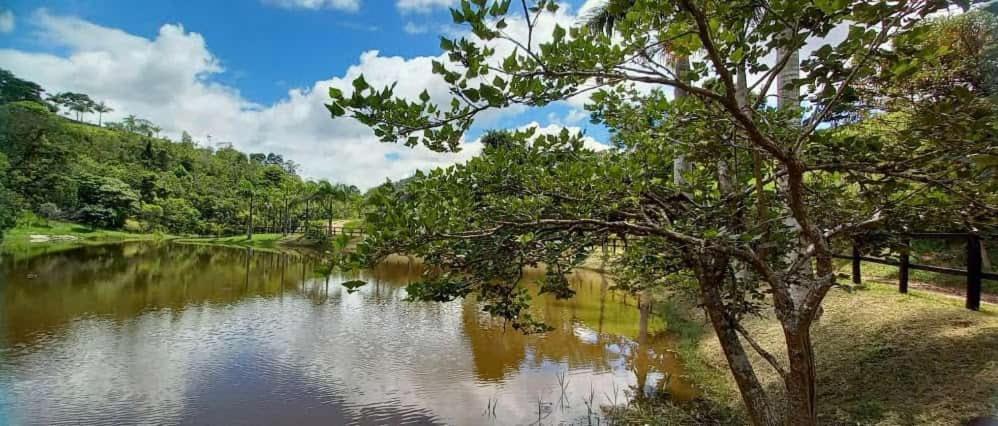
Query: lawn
[
  {"left": 1, "top": 220, "right": 166, "bottom": 260},
  {"left": 683, "top": 283, "right": 998, "bottom": 425},
  {"left": 175, "top": 233, "right": 292, "bottom": 249}
]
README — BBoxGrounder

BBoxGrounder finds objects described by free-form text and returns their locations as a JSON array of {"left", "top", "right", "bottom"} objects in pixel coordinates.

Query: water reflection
[{"left": 0, "top": 243, "right": 691, "bottom": 425}]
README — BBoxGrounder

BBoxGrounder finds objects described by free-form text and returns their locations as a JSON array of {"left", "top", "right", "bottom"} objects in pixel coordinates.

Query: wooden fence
[
  {"left": 327, "top": 226, "right": 364, "bottom": 237},
  {"left": 834, "top": 232, "right": 996, "bottom": 311}
]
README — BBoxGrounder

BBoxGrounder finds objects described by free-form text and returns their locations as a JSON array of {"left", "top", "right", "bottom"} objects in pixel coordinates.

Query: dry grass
[{"left": 696, "top": 283, "right": 998, "bottom": 425}]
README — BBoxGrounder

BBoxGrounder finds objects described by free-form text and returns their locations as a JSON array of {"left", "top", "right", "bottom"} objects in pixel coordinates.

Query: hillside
[{"left": 0, "top": 97, "right": 357, "bottom": 239}]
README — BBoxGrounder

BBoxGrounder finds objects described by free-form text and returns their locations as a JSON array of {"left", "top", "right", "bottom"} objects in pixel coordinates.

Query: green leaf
[
  {"left": 352, "top": 76, "right": 369, "bottom": 92},
  {"left": 325, "top": 103, "right": 345, "bottom": 117}
]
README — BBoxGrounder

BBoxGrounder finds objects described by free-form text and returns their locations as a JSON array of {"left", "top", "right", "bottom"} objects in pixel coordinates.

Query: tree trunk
[
  {"left": 783, "top": 326, "right": 818, "bottom": 426},
  {"left": 775, "top": 32, "right": 816, "bottom": 313},
  {"left": 777, "top": 43, "right": 800, "bottom": 110},
  {"left": 327, "top": 201, "right": 333, "bottom": 234},
  {"left": 305, "top": 199, "right": 310, "bottom": 232},
  {"left": 283, "top": 196, "right": 289, "bottom": 235},
  {"left": 673, "top": 55, "right": 692, "bottom": 186},
  {"left": 698, "top": 258, "right": 780, "bottom": 426},
  {"left": 247, "top": 195, "right": 254, "bottom": 239}
]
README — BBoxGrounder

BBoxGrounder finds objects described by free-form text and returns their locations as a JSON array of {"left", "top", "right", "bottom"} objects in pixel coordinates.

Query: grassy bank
[
  {"left": 175, "top": 233, "right": 319, "bottom": 250},
  {"left": 647, "top": 283, "right": 997, "bottom": 425},
  {"left": 1, "top": 220, "right": 168, "bottom": 260}
]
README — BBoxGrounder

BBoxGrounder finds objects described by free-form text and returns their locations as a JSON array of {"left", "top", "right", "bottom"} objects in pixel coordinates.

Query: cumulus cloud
[
  {"left": 0, "top": 11, "right": 485, "bottom": 188},
  {"left": 262, "top": 0, "right": 361, "bottom": 12},
  {"left": 0, "top": 7, "right": 607, "bottom": 188},
  {"left": 396, "top": 0, "right": 456, "bottom": 14},
  {"left": 0, "top": 10, "right": 14, "bottom": 33}
]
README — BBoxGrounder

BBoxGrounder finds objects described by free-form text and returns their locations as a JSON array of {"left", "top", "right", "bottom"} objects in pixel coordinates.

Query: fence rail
[
  {"left": 327, "top": 226, "right": 364, "bottom": 237},
  {"left": 836, "top": 232, "right": 993, "bottom": 311}
]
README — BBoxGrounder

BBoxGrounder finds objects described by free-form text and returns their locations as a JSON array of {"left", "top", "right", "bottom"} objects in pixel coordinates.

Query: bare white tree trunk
[
  {"left": 673, "top": 56, "right": 692, "bottom": 186},
  {"left": 775, "top": 39, "right": 815, "bottom": 311}
]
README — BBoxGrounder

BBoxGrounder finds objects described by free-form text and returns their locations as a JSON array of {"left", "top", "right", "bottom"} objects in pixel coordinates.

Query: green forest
[{"left": 0, "top": 70, "right": 360, "bottom": 240}]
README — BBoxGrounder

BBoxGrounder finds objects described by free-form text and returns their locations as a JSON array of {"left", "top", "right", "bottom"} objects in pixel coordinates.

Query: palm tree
[
  {"left": 123, "top": 114, "right": 138, "bottom": 132},
  {"left": 316, "top": 180, "right": 338, "bottom": 234},
  {"left": 584, "top": 0, "right": 692, "bottom": 185},
  {"left": 238, "top": 179, "right": 257, "bottom": 239},
  {"left": 94, "top": 101, "right": 113, "bottom": 126}
]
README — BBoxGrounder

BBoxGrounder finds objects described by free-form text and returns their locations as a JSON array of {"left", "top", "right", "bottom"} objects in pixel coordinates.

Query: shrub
[
  {"left": 37, "top": 202, "right": 62, "bottom": 222},
  {"left": 304, "top": 225, "right": 331, "bottom": 247}
]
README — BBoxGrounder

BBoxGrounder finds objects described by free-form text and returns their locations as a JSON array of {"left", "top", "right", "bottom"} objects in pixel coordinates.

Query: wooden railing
[
  {"left": 327, "top": 226, "right": 364, "bottom": 237},
  {"left": 834, "top": 232, "right": 995, "bottom": 311}
]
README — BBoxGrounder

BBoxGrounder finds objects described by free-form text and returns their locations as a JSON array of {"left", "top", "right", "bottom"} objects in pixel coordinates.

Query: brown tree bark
[
  {"left": 782, "top": 325, "right": 818, "bottom": 425},
  {"left": 698, "top": 257, "right": 780, "bottom": 426}
]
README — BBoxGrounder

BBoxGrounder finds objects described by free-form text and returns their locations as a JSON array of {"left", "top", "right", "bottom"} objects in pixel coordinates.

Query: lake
[{"left": 0, "top": 242, "right": 691, "bottom": 425}]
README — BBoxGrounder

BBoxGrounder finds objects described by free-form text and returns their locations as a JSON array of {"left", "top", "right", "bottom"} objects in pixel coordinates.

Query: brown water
[{"left": 0, "top": 242, "right": 691, "bottom": 425}]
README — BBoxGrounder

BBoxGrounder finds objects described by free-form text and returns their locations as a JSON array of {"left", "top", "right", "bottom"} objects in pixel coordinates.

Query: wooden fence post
[
  {"left": 899, "top": 239, "right": 910, "bottom": 294},
  {"left": 852, "top": 244, "right": 862, "bottom": 285},
  {"left": 967, "top": 232, "right": 982, "bottom": 311}
]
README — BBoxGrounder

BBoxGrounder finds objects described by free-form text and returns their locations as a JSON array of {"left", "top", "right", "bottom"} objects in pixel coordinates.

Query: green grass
[
  {"left": 1, "top": 220, "right": 167, "bottom": 260},
  {"left": 678, "top": 283, "right": 998, "bottom": 425},
  {"left": 839, "top": 258, "right": 998, "bottom": 294},
  {"left": 308, "top": 218, "right": 363, "bottom": 228},
  {"left": 340, "top": 219, "right": 364, "bottom": 230},
  {"left": 175, "top": 232, "right": 327, "bottom": 252},
  {"left": 176, "top": 233, "right": 287, "bottom": 248}
]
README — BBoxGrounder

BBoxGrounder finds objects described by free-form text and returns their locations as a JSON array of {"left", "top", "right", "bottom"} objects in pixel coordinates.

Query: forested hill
[{"left": 0, "top": 75, "right": 358, "bottom": 238}]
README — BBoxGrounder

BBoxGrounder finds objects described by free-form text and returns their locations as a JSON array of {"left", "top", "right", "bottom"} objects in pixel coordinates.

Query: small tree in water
[{"left": 327, "top": 2, "right": 996, "bottom": 424}]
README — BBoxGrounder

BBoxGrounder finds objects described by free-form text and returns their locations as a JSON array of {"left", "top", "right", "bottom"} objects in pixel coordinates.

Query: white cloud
[
  {"left": 547, "top": 108, "right": 589, "bottom": 126},
  {"left": 516, "top": 121, "right": 608, "bottom": 152},
  {"left": 0, "top": 10, "right": 484, "bottom": 189},
  {"left": 402, "top": 22, "right": 428, "bottom": 34},
  {"left": 396, "top": 0, "right": 455, "bottom": 13},
  {"left": 263, "top": 0, "right": 360, "bottom": 12},
  {"left": 0, "top": 7, "right": 607, "bottom": 189},
  {"left": 0, "top": 10, "right": 14, "bottom": 33}
]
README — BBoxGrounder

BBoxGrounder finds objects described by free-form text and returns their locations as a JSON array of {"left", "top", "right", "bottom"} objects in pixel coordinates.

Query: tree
[
  {"left": 94, "top": 101, "right": 113, "bottom": 126},
  {"left": 0, "top": 153, "right": 17, "bottom": 241},
  {"left": 315, "top": 180, "right": 343, "bottom": 233},
  {"left": 0, "top": 68, "right": 46, "bottom": 105},
  {"left": 75, "top": 174, "right": 139, "bottom": 229},
  {"left": 37, "top": 202, "right": 62, "bottom": 224},
  {"left": 0, "top": 102, "right": 74, "bottom": 207},
  {"left": 158, "top": 197, "right": 201, "bottom": 234},
  {"left": 327, "top": 1, "right": 995, "bottom": 425},
  {"left": 238, "top": 178, "right": 258, "bottom": 239},
  {"left": 48, "top": 92, "right": 96, "bottom": 122}
]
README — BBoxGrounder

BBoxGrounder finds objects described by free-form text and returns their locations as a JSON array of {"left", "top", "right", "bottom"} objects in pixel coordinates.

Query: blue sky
[{"left": 0, "top": 0, "right": 608, "bottom": 187}]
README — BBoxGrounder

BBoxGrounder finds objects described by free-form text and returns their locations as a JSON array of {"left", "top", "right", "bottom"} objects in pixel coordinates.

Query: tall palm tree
[
  {"left": 584, "top": 0, "right": 691, "bottom": 185},
  {"left": 94, "top": 101, "right": 113, "bottom": 127},
  {"left": 316, "top": 180, "right": 339, "bottom": 234},
  {"left": 123, "top": 114, "right": 138, "bottom": 132}
]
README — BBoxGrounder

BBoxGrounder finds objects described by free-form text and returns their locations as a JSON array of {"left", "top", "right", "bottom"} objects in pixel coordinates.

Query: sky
[{"left": 0, "top": 0, "right": 609, "bottom": 188}]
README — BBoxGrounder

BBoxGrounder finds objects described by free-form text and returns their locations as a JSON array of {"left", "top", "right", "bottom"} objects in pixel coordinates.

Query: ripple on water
[{"left": 0, "top": 243, "right": 692, "bottom": 425}]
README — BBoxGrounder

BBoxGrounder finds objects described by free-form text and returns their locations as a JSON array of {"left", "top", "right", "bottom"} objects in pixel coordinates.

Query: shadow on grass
[{"left": 809, "top": 304, "right": 998, "bottom": 425}]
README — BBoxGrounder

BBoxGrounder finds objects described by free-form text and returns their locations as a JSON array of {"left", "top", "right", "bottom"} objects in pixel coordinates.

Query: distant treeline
[{"left": 0, "top": 69, "right": 360, "bottom": 239}]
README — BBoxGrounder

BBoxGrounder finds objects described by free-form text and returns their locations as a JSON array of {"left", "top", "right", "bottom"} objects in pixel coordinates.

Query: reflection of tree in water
[
  {"left": 1, "top": 243, "right": 312, "bottom": 346},
  {"left": 3, "top": 245, "right": 696, "bottom": 403},
  {"left": 461, "top": 267, "right": 696, "bottom": 401}
]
